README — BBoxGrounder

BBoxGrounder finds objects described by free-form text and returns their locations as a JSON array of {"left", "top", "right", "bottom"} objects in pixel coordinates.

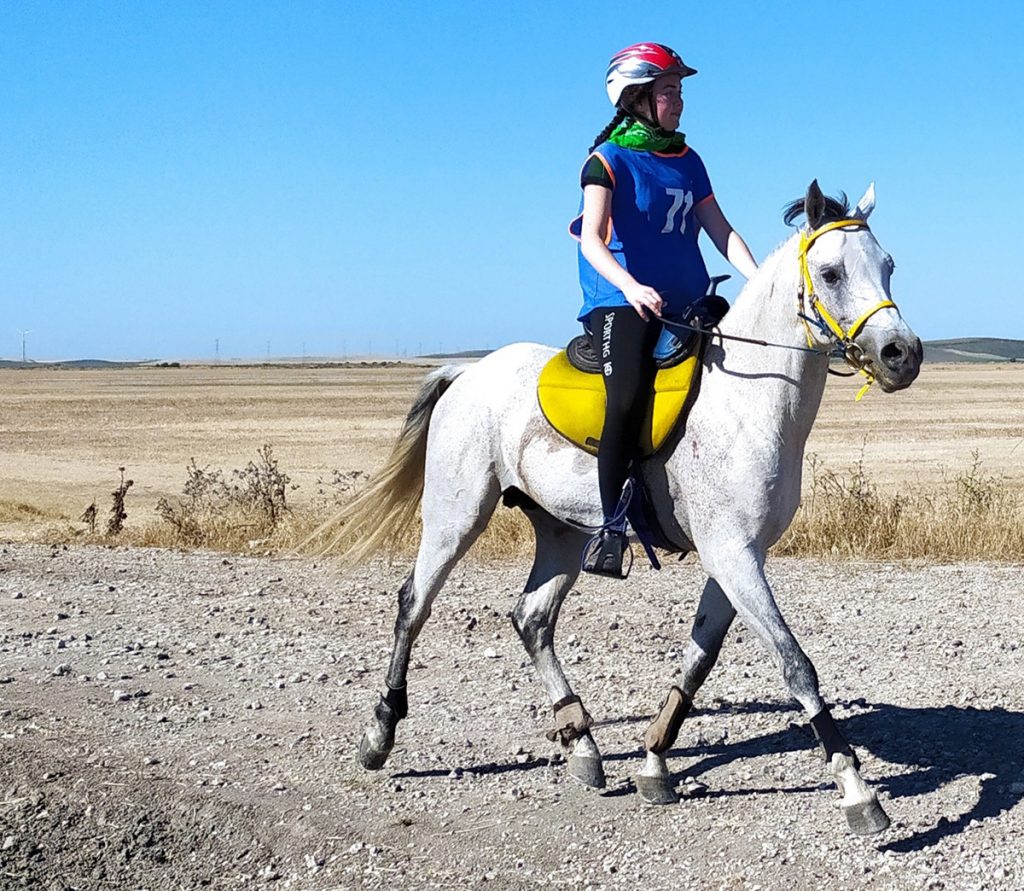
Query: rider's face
[{"left": 652, "top": 74, "right": 683, "bottom": 131}]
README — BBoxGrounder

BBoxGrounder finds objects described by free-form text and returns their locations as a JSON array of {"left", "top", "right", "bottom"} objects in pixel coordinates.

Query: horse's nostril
[{"left": 881, "top": 342, "right": 905, "bottom": 365}]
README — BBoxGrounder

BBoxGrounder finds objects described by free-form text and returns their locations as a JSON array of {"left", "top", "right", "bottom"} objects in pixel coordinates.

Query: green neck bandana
[{"left": 607, "top": 119, "right": 687, "bottom": 153}]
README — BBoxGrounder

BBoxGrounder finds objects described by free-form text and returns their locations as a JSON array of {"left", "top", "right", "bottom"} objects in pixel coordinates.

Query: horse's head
[{"left": 791, "top": 180, "right": 922, "bottom": 393}]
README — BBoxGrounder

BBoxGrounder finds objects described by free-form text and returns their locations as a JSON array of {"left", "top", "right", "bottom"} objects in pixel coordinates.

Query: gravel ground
[{"left": 0, "top": 543, "right": 1022, "bottom": 890}]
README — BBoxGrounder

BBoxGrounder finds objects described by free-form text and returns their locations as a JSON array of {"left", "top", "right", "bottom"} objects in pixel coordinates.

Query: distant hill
[
  {"left": 429, "top": 341, "right": 1024, "bottom": 364},
  {"left": 923, "top": 338, "right": 1024, "bottom": 363},
  {"left": 0, "top": 359, "right": 166, "bottom": 369},
  {"left": 421, "top": 350, "right": 492, "bottom": 359},
  {"left": 3, "top": 339, "right": 1021, "bottom": 366}
]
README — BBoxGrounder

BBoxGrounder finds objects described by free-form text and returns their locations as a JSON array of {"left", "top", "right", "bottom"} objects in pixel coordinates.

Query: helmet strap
[
  {"left": 617, "top": 105, "right": 658, "bottom": 132},
  {"left": 617, "top": 85, "right": 664, "bottom": 134}
]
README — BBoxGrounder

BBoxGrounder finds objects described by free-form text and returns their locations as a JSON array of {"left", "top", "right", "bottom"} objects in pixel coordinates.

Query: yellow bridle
[{"left": 797, "top": 218, "right": 898, "bottom": 401}]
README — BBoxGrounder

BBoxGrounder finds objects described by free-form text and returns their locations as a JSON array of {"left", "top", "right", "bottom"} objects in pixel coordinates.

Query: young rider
[{"left": 573, "top": 42, "right": 759, "bottom": 577}]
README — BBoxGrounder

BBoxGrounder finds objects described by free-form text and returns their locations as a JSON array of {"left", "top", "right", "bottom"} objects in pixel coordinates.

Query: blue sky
[{"left": 2, "top": 1, "right": 1022, "bottom": 360}]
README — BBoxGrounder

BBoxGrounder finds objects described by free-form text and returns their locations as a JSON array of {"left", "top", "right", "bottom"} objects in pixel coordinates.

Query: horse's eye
[{"left": 821, "top": 267, "right": 841, "bottom": 285}]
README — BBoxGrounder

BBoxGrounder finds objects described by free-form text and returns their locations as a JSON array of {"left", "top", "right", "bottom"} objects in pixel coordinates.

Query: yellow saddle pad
[{"left": 537, "top": 350, "right": 702, "bottom": 457}]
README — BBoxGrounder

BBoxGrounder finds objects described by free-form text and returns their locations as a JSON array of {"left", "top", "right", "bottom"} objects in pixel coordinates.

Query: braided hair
[
  {"left": 587, "top": 85, "right": 656, "bottom": 154},
  {"left": 588, "top": 109, "right": 629, "bottom": 154}
]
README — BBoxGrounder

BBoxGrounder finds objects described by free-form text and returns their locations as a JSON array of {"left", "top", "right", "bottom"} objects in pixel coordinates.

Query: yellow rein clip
[{"left": 855, "top": 370, "right": 875, "bottom": 402}]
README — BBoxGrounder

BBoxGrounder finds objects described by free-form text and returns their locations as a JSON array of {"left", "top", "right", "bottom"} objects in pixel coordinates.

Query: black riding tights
[{"left": 587, "top": 306, "right": 662, "bottom": 522}]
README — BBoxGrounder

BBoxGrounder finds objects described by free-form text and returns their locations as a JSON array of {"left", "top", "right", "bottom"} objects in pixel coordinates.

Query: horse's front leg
[
  {"left": 511, "top": 513, "right": 605, "bottom": 788},
  {"left": 706, "top": 545, "right": 890, "bottom": 836},
  {"left": 638, "top": 577, "right": 736, "bottom": 803}
]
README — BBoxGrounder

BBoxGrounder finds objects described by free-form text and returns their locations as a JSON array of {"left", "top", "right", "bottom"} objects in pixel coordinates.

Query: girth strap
[{"left": 624, "top": 468, "right": 689, "bottom": 567}]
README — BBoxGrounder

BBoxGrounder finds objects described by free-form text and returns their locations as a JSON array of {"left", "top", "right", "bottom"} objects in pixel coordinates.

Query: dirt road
[{"left": 1, "top": 544, "right": 1022, "bottom": 889}]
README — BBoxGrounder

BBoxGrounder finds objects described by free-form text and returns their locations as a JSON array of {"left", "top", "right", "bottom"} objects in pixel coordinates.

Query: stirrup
[{"left": 581, "top": 528, "right": 632, "bottom": 579}]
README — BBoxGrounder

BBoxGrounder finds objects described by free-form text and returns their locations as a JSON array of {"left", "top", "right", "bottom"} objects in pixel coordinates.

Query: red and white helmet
[{"left": 605, "top": 42, "right": 697, "bottom": 107}]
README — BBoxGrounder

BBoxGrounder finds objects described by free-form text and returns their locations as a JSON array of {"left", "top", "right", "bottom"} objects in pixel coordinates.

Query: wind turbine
[{"left": 17, "top": 329, "right": 31, "bottom": 364}]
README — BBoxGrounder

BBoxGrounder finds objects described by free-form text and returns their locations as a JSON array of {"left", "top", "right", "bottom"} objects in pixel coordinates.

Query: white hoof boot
[
  {"left": 637, "top": 751, "right": 678, "bottom": 805},
  {"left": 832, "top": 753, "right": 890, "bottom": 835},
  {"left": 567, "top": 734, "right": 606, "bottom": 789}
]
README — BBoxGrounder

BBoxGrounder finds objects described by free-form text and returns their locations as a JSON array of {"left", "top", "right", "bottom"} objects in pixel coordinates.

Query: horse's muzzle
[{"left": 874, "top": 335, "right": 923, "bottom": 392}]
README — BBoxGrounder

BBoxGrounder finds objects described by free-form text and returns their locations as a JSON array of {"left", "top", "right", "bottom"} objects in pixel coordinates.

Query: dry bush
[
  {"left": 313, "top": 470, "right": 371, "bottom": 507},
  {"left": 51, "top": 447, "right": 1019, "bottom": 563},
  {"left": 0, "top": 501, "right": 48, "bottom": 523},
  {"left": 79, "top": 502, "right": 98, "bottom": 533},
  {"left": 309, "top": 450, "right": 1022, "bottom": 565},
  {"left": 776, "top": 450, "right": 1024, "bottom": 560},
  {"left": 107, "top": 468, "right": 133, "bottom": 536},
  {"left": 148, "top": 445, "right": 297, "bottom": 551}
]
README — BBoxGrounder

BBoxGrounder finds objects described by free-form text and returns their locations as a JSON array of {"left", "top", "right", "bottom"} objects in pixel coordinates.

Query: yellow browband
[{"left": 797, "top": 218, "right": 898, "bottom": 401}]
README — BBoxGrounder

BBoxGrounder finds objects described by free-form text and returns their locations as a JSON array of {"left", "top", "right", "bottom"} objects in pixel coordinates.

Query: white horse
[{"left": 335, "top": 181, "right": 922, "bottom": 835}]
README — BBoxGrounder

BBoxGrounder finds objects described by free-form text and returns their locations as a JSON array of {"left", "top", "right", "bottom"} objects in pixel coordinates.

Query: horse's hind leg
[
  {"left": 638, "top": 577, "right": 735, "bottom": 803},
  {"left": 707, "top": 545, "right": 890, "bottom": 835},
  {"left": 510, "top": 511, "right": 606, "bottom": 788},
  {"left": 358, "top": 473, "right": 501, "bottom": 771}
]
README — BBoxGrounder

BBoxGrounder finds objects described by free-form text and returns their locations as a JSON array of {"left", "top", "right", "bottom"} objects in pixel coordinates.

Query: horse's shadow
[
  {"left": 843, "top": 702, "right": 1023, "bottom": 852},
  {"left": 655, "top": 700, "right": 1024, "bottom": 852},
  {"left": 393, "top": 701, "right": 1024, "bottom": 853}
]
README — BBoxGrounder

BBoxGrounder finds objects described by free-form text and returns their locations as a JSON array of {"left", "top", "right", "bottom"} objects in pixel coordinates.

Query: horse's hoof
[
  {"left": 567, "top": 754, "right": 606, "bottom": 789},
  {"left": 636, "top": 773, "right": 679, "bottom": 805},
  {"left": 843, "top": 797, "right": 890, "bottom": 835},
  {"left": 358, "top": 696, "right": 399, "bottom": 771},
  {"left": 357, "top": 732, "right": 391, "bottom": 771}
]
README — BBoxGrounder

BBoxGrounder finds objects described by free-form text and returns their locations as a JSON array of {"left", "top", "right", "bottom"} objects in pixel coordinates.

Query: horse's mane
[
  {"left": 728, "top": 192, "right": 853, "bottom": 320},
  {"left": 782, "top": 192, "right": 851, "bottom": 227}
]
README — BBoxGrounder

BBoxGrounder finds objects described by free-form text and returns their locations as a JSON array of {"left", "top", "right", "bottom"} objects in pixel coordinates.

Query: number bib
[{"left": 570, "top": 142, "right": 714, "bottom": 321}]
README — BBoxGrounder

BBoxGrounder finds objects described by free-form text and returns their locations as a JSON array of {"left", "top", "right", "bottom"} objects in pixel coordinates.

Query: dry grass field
[
  {"left": 1, "top": 359, "right": 1022, "bottom": 556},
  {"left": 0, "top": 362, "right": 425, "bottom": 536}
]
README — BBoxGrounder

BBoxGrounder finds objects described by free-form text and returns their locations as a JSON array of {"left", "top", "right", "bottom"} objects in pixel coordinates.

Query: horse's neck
[{"left": 709, "top": 235, "right": 829, "bottom": 442}]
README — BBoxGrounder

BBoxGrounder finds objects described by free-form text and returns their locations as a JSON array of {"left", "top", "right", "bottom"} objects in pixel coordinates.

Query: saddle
[
  {"left": 537, "top": 281, "right": 730, "bottom": 458},
  {"left": 538, "top": 343, "right": 703, "bottom": 457}
]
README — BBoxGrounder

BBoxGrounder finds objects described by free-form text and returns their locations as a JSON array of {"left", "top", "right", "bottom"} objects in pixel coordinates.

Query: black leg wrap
[
  {"left": 809, "top": 707, "right": 859, "bottom": 768},
  {"left": 384, "top": 683, "right": 408, "bottom": 721}
]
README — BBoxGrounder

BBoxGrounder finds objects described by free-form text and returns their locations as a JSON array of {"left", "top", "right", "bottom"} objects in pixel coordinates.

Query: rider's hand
[{"left": 622, "top": 282, "right": 664, "bottom": 321}]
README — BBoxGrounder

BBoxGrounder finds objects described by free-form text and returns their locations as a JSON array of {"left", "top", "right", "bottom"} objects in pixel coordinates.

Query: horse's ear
[
  {"left": 853, "top": 182, "right": 876, "bottom": 221},
  {"left": 805, "top": 179, "right": 826, "bottom": 229}
]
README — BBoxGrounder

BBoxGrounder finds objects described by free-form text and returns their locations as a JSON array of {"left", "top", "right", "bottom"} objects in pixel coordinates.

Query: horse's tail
[{"left": 301, "top": 364, "right": 466, "bottom": 564}]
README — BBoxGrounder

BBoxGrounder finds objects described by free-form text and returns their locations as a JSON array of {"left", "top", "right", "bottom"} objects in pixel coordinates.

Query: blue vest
[{"left": 570, "top": 142, "right": 714, "bottom": 321}]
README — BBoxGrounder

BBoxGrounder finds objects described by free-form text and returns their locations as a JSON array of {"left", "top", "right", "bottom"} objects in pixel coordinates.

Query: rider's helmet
[{"left": 605, "top": 42, "right": 697, "bottom": 108}]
